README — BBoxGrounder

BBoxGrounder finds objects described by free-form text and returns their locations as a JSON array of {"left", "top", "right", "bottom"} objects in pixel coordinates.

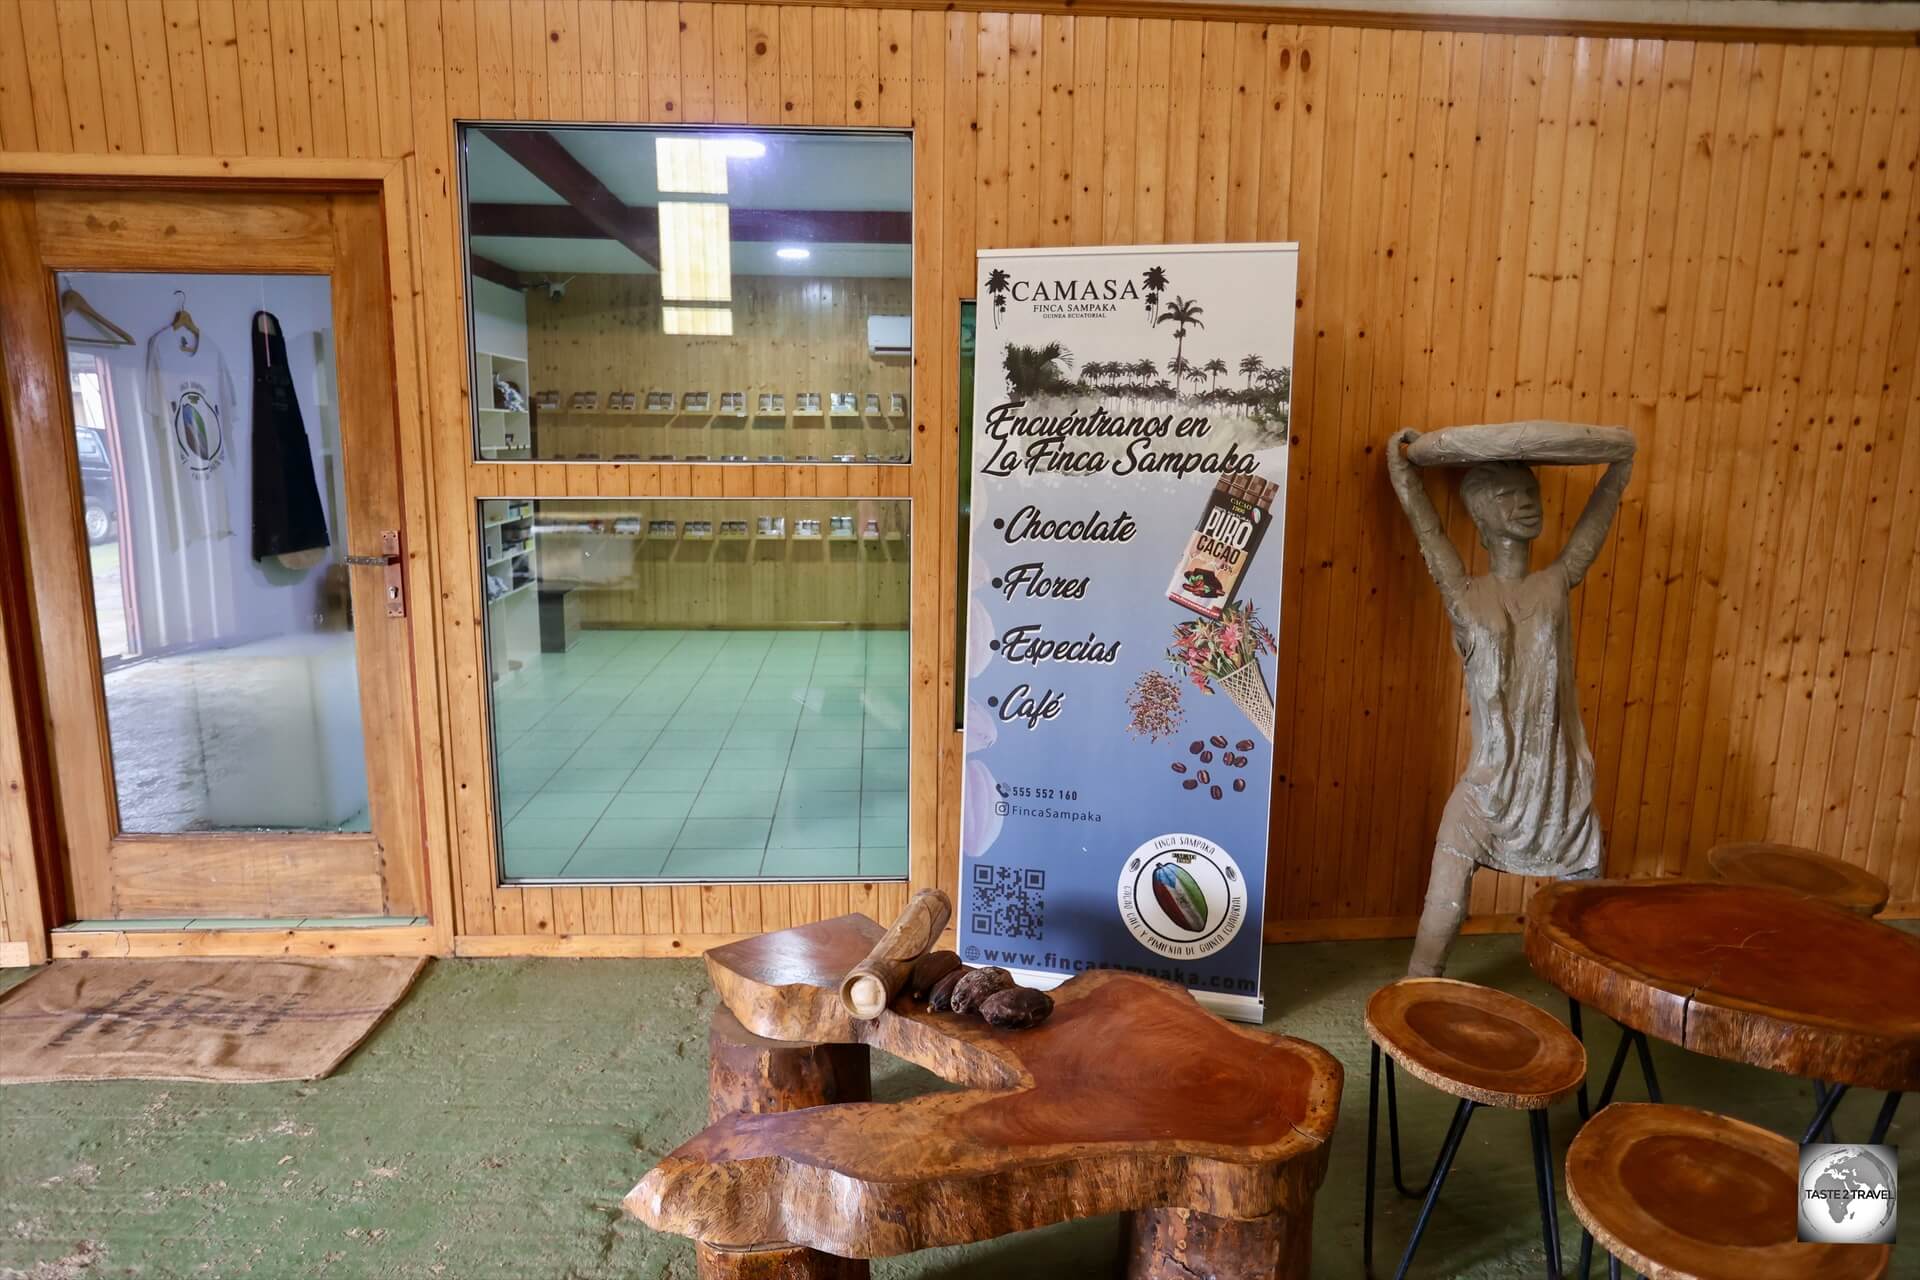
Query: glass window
[
  {"left": 459, "top": 124, "right": 913, "bottom": 464},
  {"left": 481, "top": 497, "right": 910, "bottom": 883},
  {"left": 59, "top": 271, "right": 368, "bottom": 834}
]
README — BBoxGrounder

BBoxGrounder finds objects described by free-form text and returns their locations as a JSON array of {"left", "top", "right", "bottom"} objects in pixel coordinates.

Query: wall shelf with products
[
  {"left": 519, "top": 274, "right": 912, "bottom": 464},
  {"left": 502, "top": 499, "right": 909, "bottom": 630},
  {"left": 475, "top": 351, "right": 532, "bottom": 460},
  {"left": 481, "top": 499, "right": 539, "bottom": 684}
]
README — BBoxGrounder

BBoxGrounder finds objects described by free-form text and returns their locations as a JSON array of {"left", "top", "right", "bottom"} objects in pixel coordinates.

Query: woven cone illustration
[{"left": 1220, "top": 658, "right": 1275, "bottom": 742}]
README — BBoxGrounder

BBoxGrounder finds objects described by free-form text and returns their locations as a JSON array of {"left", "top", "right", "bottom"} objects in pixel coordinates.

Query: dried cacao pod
[
  {"left": 980, "top": 986, "right": 1053, "bottom": 1029},
  {"left": 909, "top": 950, "right": 964, "bottom": 998},
  {"left": 928, "top": 966, "right": 970, "bottom": 1012},
  {"left": 949, "top": 966, "right": 1015, "bottom": 1015}
]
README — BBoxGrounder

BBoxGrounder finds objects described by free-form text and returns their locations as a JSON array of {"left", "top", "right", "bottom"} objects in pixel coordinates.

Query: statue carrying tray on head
[{"left": 1386, "top": 421, "right": 1636, "bottom": 978}]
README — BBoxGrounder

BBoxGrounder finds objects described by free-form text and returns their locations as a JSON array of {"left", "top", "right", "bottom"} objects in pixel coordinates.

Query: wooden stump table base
[
  {"left": 708, "top": 1005, "right": 871, "bottom": 1122},
  {"left": 699, "top": 1007, "right": 873, "bottom": 1280},
  {"left": 1123, "top": 1206, "right": 1310, "bottom": 1280},
  {"left": 696, "top": 1242, "right": 868, "bottom": 1280}
]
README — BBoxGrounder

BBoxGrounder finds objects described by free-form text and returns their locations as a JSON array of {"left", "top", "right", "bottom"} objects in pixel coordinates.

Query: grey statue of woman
[{"left": 1386, "top": 426, "right": 1635, "bottom": 977}]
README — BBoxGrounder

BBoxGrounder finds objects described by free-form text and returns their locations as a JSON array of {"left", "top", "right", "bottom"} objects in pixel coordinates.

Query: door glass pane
[
  {"left": 481, "top": 497, "right": 910, "bottom": 883},
  {"left": 59, "top": 271, "right": 369, "bottom": 834},
  {"left": 459, "top": 124, "right": 914, "bottom": 464}
]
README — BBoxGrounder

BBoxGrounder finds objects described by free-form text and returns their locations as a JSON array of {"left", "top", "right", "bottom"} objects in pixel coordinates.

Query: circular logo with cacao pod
[{"left": 1117, "top": 834, "right": 1247, "bottom": 959}]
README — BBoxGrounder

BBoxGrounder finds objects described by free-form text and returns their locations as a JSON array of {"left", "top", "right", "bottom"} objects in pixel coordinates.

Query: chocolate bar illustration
[{"left": 1166, "top": 473, "right": 1278, "bottom": 619}]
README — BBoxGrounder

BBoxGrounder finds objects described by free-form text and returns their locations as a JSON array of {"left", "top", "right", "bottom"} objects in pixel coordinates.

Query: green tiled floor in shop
[{"left": 492, "top": 628, "right": 909, "bottom": 882}]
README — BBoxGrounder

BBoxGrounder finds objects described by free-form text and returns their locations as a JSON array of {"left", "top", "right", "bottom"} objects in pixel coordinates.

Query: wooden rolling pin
[{"left": 838, "top": 889, "right": 953, "bottom": 1019}]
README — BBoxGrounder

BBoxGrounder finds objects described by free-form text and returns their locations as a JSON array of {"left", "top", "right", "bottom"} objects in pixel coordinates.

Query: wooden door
[{"left": 0, "top": 185, "right": 425, "bottom": 921}]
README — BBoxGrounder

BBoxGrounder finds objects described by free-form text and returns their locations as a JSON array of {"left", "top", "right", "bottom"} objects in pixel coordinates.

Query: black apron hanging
[{"left": 249, "top": 310, "right": 332, "bottom": 567}]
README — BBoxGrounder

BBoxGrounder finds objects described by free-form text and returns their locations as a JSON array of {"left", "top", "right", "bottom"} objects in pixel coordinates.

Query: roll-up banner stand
[{"left": 959, "top": 244, "right": 1298, "bottom": 1023}]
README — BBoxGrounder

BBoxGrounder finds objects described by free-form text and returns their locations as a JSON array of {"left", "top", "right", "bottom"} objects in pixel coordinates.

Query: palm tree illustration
[
  {"left": 1239, "top": 353, "right": 1265, "bottom": 392},
  {"left": 1203, "top": 357, "right": 1229, "bottom": 393},
  {"left": 1002, "top": 341, "right": 1075, "bottom": 399},
  {"left": 1186, "top": 368, "right": 1210, "bottom": 397},
  {"left": 1167, "top": 355, "right": 1191, "bottom": 385},
  {"left": 1157, "top": 296, "right": 1205, "bottom": 370},
  {"left": 1142, "top": 266, "right": 1169, "bottom": 323},
  {"left": 985, "top": 268, "right": 1012, "bottom": 329}
]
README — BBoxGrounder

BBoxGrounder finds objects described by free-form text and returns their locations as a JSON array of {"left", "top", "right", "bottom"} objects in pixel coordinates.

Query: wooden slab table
[
  {"left": 1525, "top": 880, "right": 1920, "bottom": 1104},
  {"left": 626, "top": 915, "right": 1343, "bottom": 1278}
]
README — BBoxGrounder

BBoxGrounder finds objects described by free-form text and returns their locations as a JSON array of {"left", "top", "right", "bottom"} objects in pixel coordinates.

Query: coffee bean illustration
[
  {"left": 1171, "top": 762, "right": 1188, "bottom": 774},
  {"left": 1210, "top": 735, "right": 1228, "bottom": 748},
  {"left": 1232, "top": 778, "right": 1247, "bottom": 792},
  {"left": 1196, "top": 769, "right": 1210, "bottom": 784},
  {"left": 1182, "top": 778, "right": 1198, "bottom": 790},
  {"left": 1236, "top": 739, "right": 1255, "bottom": 752},
  {"left": 1189, "top": 740, "right": 1204, "bottom": 755},
  {"left": 1210, "top": 785, "right": 1223, "bottom": 799},
  {"left": 1200, "top": 750, "right": 1214, "bottom": 763}
]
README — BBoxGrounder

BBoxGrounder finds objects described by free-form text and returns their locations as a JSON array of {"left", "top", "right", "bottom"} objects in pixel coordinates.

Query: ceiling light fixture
[{"left": 776, "top": 246, "right": 812, "bottom": 261}]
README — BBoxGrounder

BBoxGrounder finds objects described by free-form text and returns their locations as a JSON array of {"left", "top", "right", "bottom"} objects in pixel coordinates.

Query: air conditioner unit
[{"left": 868, "top": 315, "right": 912, "bottom": 358}]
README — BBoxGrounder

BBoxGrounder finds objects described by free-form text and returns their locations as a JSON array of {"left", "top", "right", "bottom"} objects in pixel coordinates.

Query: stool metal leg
[
  {"left": 1366, "top": 1043, "right": 1382, "bottom": 1274},
  {"left": 1594, "top": 1031, "right": 1633, "bottom": 1111},
  {"left": 1869, "top": 1091, "right": 1903, "bottom": 1144},
  {"left": 1391, "top": 1098, "right": 1477, "bottom": 1280},
  {"left": 1810, "top": 1081, "right": 1842, "bottom": 1143},
  {"left": 1578, "top": 1230, "right": 1592, "bottom": 1280},
  {"left": 1568, "top": 999, "right": 1591, "bottom": 1122},
  {"left": 1802, "top": 1081, "right": 1849, "bottom": 1145},
  {"left": 1528, "top": 1109, "right": 1563, "bottom": 1278},
  {"left": 1593, "top": 1026, "right": 1661, "bottom": 1111},
  {"left": 1607, "top": 1255, "right": 1620, "bottom": 1280},
  {"left": 1631, "top": 1032, "right": 1662, "bottom": 1104},
  {"left": 1386, "top": 1056, "right": 1434, "bottom": 1200}
]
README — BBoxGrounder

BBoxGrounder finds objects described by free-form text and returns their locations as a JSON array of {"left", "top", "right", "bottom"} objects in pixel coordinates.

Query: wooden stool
[
  {"left": 628, "top": 914, "right": 1342, "bottom": 1279},
  {"left": 1364, "top": 977, "right": 1586, "bottom": 1279},
  {"left": 1566, "top": 1103, "right": 1890, "bottom": 1279},
  {"left": 1706, "top": 842, "right": 1889, "bottom": 916}
]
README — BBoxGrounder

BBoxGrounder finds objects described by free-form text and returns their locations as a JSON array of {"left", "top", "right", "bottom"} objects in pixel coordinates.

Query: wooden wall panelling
[
  {"left": 1722, "top": 45, "right": 1844, "bottom": 854},
  {"left": 1773, "top": 47, "right": 1901, "bottom": 850},
  {"left": 1341, "top": 27, "right": 1419, "bottom": 922},
  {"left": 4, "top": 3, "right": 1920, "bottom": 949},
  {"left": 1816, "top": 52, "right": 1920, "bottom": 873},
  {"left": 1680, "top": 42, "right": 1800, "bottom": 873},
  {"left": 1271, "top": 22, "right": 1325, "bottom": 924},
  {"left": 1849, "top": 74, "right": 1920, "bottom": 898},
  {"left": 1360, "top": 29, "right": 1445, "bottom": 922},
  {"left": 424, "top": 0, "right": 501, "bottom": 939},
  {"left": 523, "top": 275, "right": 912, "bottom": 465}
]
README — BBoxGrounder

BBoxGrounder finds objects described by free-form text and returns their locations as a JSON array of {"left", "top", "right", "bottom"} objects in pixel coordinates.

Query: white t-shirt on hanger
[{"left": 145, "top": 325, "right": 237, "bottom": 546}]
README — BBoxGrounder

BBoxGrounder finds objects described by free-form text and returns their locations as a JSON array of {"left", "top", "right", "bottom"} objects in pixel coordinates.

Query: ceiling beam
[
  {"left": 468, "top": 202, "right": 913, "bottom": 246},
  {"left": 479, "top": 129, "right": 661, "bottom": 268},
  {"left": 468, "top": 253, "right": 526, "bottom": 291}
]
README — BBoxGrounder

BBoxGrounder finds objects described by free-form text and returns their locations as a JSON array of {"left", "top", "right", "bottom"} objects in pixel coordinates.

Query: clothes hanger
[
  {"left": 59, "top": 286, "right": 134, "bottom": 347},
  {"left": 169, "top": 289, "right": 201, "bottom": 355}
]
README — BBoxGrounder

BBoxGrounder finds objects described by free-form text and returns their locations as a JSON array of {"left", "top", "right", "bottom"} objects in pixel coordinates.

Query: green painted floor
[{"left": 2, "top": 931, "right": 1913, "bottom": 1278}]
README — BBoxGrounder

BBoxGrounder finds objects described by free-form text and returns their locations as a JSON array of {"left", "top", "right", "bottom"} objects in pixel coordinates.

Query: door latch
[{"left": 345, "top": 529, "right": 406, "bottom": 617}]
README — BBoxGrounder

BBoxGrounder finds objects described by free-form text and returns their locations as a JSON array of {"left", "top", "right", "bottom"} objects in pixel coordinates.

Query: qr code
[{"left": 969, "top": 864, "right": 1045, "bottom": 941}]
